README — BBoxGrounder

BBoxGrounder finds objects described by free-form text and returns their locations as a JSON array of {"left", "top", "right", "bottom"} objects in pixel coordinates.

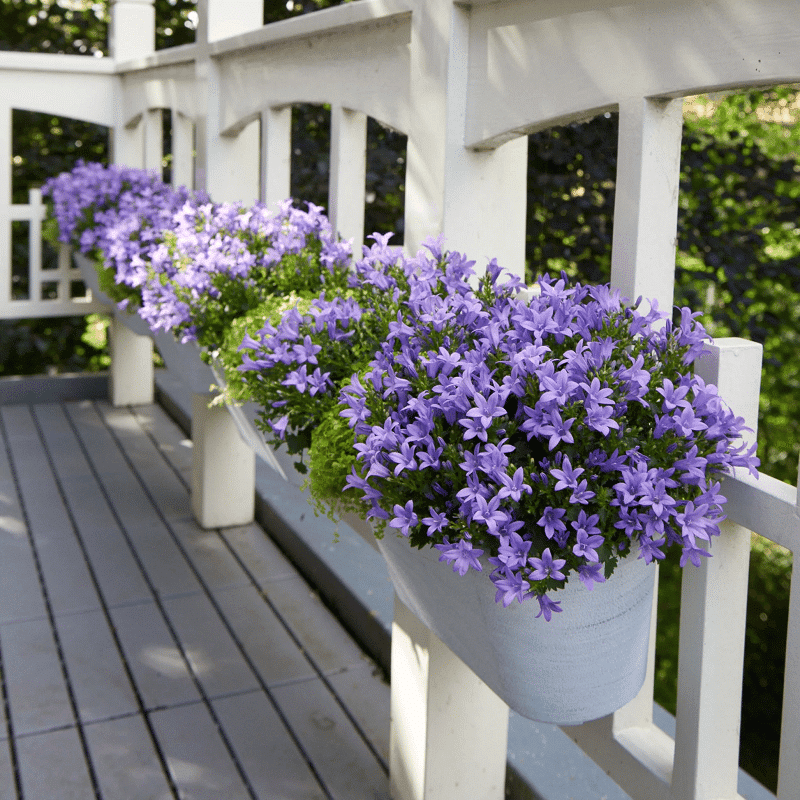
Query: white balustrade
[{"left": 2, "top": 0, "right": 800, "bottom": 797}]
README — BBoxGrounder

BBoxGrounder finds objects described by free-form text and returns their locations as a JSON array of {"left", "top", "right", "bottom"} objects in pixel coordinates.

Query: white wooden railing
[{"left": 1, "top": 1, "right": 799, "bottom": 798}]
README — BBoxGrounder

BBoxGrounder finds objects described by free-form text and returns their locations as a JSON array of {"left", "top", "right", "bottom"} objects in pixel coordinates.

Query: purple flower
[
  {"left": 535, "top": 593, "right": 563, "bottom": 621},
  {"left": 528, "top": 548, "right": 567, "bottom": 581},
  {"left": 572, "top": 512, "right": 603, "bottom": 561},
  {"left": 538, "top": 506, "right": 567, "bottom": 540},
  {"left": 435, "top": 537, "right": 484, "bottom": 576},
  {"left": 389, "top": 501, "right": 418, "bottom": 537}
]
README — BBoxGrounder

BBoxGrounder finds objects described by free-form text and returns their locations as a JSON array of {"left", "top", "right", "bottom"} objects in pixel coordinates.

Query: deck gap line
[
  {"left": 0, "top": 407, "right": 104, "bottom": 800},
  {"left": 0, "top": 622, "right": 23, "bottom": 799},
  {"left": 84, "top": 400, "right": 334, "bottom": 800}
]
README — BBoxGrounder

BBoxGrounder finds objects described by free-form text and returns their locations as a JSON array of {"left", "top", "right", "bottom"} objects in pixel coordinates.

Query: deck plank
[
  {"left": 83, "top": 714, "right": 175, "bottom": 799},
  {"left": 1, "top": 406, "right": 103, "bottom": 618},
  {"left": 0, "top": 617, "right": 75, "bottom": 737},
  {"left": 15, "top": 727, "right": 96, "bottom": 800},
  {"left": 211, "top": 690, "right": 328, "bottom": 800},
  {"left": 148, "top": 702, "right": 255, "bottom": 800},
  {"left": 271, "top": 678, "right": 390, "bottom": 800}
]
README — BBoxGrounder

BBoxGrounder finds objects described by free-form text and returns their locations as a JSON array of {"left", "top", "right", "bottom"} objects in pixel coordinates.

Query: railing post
[
  {"left": 108, "top": 0, "right": 156, "bottom": 407},
  {"left": 171, "top": 112, "right": 195, "bottom": 190},
  {"left": 610, "top": 96, "right": 684, "bottom": 310},
  {"left": 330, "top": 105, "right": 367, "bottom": 250},
  {"left": 187, "top": 0, "right": 261, "bottom": 527},
  {"left": 778, "top": 492, "right": 800, "bottom": 799},
  {"left": 390, "top": 598, "right": 509, "bottom": 800},
  {"left": 194, "top": 0, "right": 262, "bottom": 205},
  {"left": 190, "top": 393, "right": 256, "bottom": 529},
  {"left": 404, "top": 1, "right": 527, "bottom": 274},
  {"left": 108, "top": 319, "right": 155, "bottom": 406},
  {"left": 261, "top": 106, "right": 292, "bottom": 209},
  {"left": 672, "top": 337, "right": 762, "bottom": 800},
  {"left": 109, "top": 0, "right": 155, "bottom": 63}
]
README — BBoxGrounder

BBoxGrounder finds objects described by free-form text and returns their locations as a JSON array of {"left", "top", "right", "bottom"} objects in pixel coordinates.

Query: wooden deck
[{"left": 0, "top": 396, "right": 390, "bottom": 800}]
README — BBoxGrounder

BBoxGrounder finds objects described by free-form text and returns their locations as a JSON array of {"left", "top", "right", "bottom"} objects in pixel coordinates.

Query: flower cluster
[
  {"left": 338, "top": 262, "right": 759, "bottom": 619},
  {"left": 139, "top": 199, "right": 353, "bottom": 351},
  {"left": 43, "top": 161, "right": 203, "bottom": 308},
  {"left": 43, "top": 162, "right": 353, "bottom": 359},
  {"left": 225, "top": 235, "right": 476, "bottom": 488}
]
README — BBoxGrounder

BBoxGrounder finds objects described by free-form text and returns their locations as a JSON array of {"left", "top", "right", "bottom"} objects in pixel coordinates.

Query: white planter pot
[
  {"left": 75, "top": 252, "right": 114, "bottom": 306},
  {"left": 156, "top": 335, "right": 218, "bottom": 395},
  {"left": 377, "top": 531, "right": 655, "bottom": 725},
  {"left": 76, "top": 252, "right": 153, "bottom": 337}
]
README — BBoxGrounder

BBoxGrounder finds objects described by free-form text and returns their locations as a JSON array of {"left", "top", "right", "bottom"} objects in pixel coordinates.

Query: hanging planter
[{"left": 378, "top": 528, "right": 654, "bottom": 724}]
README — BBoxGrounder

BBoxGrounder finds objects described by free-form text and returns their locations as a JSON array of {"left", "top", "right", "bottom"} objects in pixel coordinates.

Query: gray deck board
[{"left": 0, "top": 396, "right": 389, "bottom": 800}]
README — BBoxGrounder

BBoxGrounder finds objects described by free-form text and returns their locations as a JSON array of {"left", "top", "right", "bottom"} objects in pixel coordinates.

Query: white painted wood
[
  {"left": 464, "top": 0, "right": 800, "bottom": 148},
  {"left": 610, "top": 97, "right": 684, "bottom": 312},
  {"left": 0, "top": 104, "right": 10, "bottom": 308},
  {"left": 390, "top": 597, "right": 509, "bottom": 800},
  {"left": 405, "top": 0, "right": 527, "bottom": 270},
  {"left": 108, "top": 317, "right": 155, "bottom": 406},
  {"left": 109, "top": 0, "right": 155, "bottom": 63},
  {"left": 211, "top": 2, "right": 411, "bottom": 143},
  {"left": 114, "top": 114, "right": 146, "bottom": 169},
  {"left": 778, "top": 509, "right": 800, "bottom": 799},
  {"left": 672, "top": 339, "right": 762, "bottom": 800},
  {"left": 330, "top": 105, "right": 367, "bottom": 248},
  {"left": 171, "top": 111, "right": 195, "bottom": 189},
  {"left": 145, "top": 108, "right": 163, "bottom": 173},
  {"left": 200, "top": 59, "right": 260, "bottom": 205},
  {"left": 199, "top": 0, "right": 263, "bottom": 44},
  {"left": 190, "top": 393, "right": 255, "bottom": 529},
  {"left": 442, "top": 5, "right": 527, "bottom": 278},
  {"left": 262, "top": 106, "right": 292, "bottom": 208}
]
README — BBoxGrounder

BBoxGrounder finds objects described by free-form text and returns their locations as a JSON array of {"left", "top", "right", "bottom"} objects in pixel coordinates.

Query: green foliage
[
  {"left": 307, "top": 405, "right": 372, "bottom": 523},
  {"left": 217, "top": 293, "right": 315, "bottom": 403},
  {"left": 0, "top": 313, "right": 108, "bottom": 376}
]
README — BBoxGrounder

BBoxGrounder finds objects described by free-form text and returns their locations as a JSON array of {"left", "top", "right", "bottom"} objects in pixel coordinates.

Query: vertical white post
[
  {"left": 114, "top": 116, "right": 146, "bottom": 169},
  {"left": 197, "top": 0, "right": 262, "bottom": 43},
  {"left": 190, "top": 393, "right": 256, "bottom": 529},
  {"left": 672, "top": 338, "right": 762, "bottom": 800},
  {"left": 386, "top": 4, "right": 516, "bottom": 797},
  {"left": 262, "top": 106, "right": 292, "bottom": 208},
  {"left": 171, "top": 112, "right": 195, "bottom": 190},
  {"left": 108, "top": 318, "right": 155, "bottom": 406},
  {"left": 188, "top": 0, "right": 261, "bottom": 527},
  {"left": 390, "top": 599, "right": 509, "bottom": 800},
  {"left": 145, "top": 108, "right": 163, "bottom": 173},
  {"left": 778, "top": 511, "right": 800, "bottom": 800},
  {"left": 329, "top": 105, "right": 367, "bottom": 249},
  {"left": 202, "top": 61, "right": 260, "bottom": 205},
  {"left": 109, "top": 0, "right": 155, "bottom": 63},
  {"left": 0, "top": 104, "right": 12, "bottom": 309},
  {"left": 195, "top": 0, "right": 262, "bottom": 205},
  {"left": 404, "top": 1, "right": 527, "bottom": 275},
  {"left": 610, "top": 97, "right": 684, "bottom": 310},
  {"left": 108, "top": 0, "right": 155, "bottom": 407}
]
